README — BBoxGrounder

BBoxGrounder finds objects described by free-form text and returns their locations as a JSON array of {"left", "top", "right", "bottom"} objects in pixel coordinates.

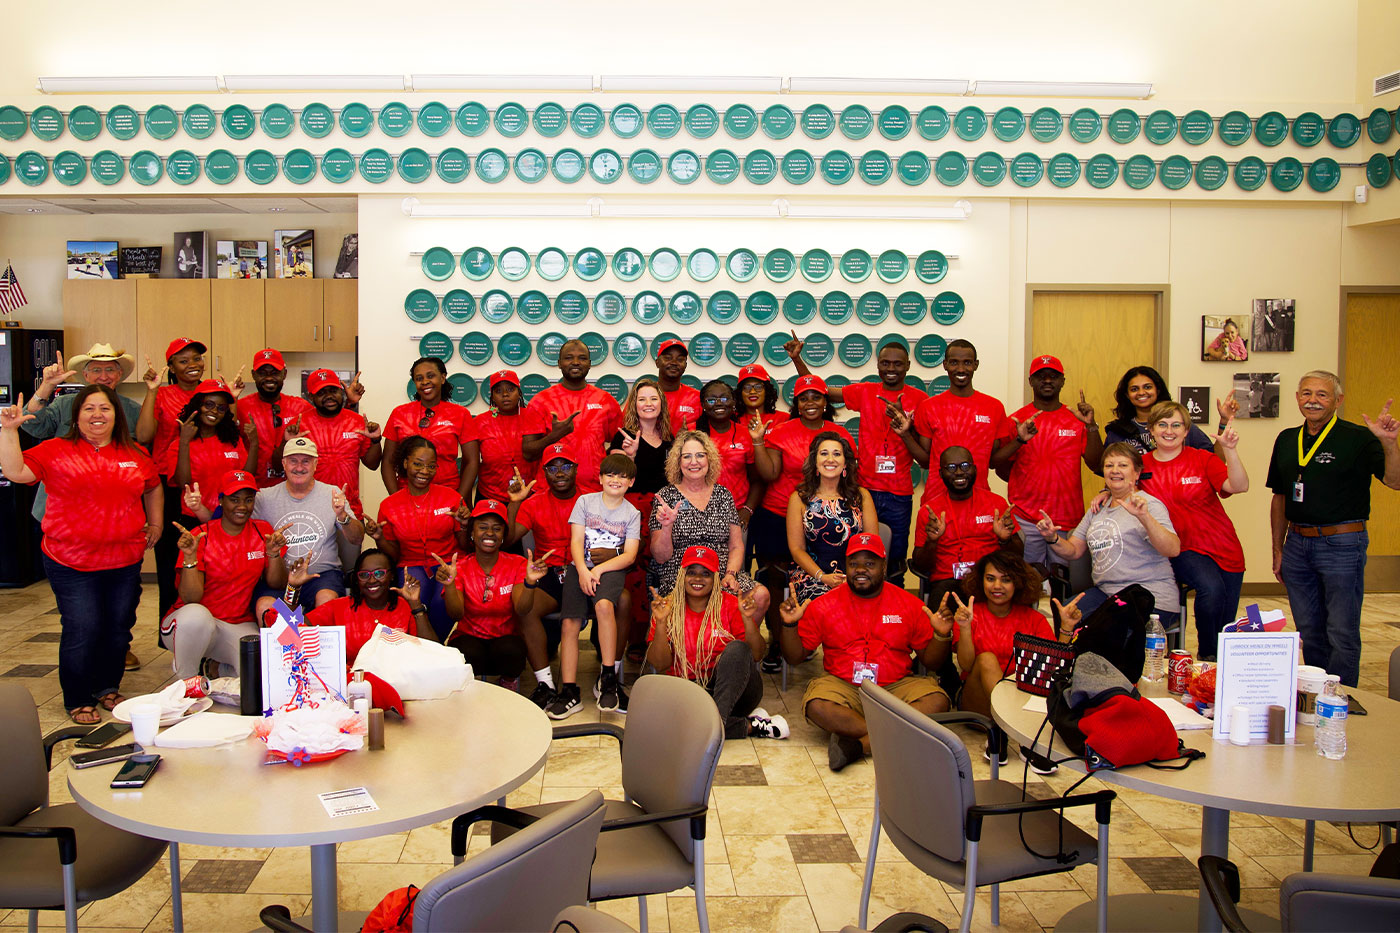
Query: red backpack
[{"left": 361, "top": 885, "right": 418, "bottom": 933}]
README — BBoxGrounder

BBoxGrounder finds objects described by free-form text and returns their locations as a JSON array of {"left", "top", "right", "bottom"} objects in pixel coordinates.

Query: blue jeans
[
  {"left": 1074, "top": 585, "right": 1180, "bottom": 633},
  {"left": 869, "top": 490, "right": 913, "bottom": 587},
  {"left": 1280, "top": 529, "right": 1367, "bottom": 686},
  {"left": 43, "top": 554, "right": 144, "bottom": 711},
  {"left": 402, "top": 566, "right": 452, "bottom": 641},
  {"left": 1170, "top": 550, "right": 1244, "bottom": 661}
]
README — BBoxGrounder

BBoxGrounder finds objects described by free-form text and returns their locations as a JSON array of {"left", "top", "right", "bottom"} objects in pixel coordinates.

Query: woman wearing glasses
[
  {"left": 382, "top": 357, "right": 480, "bottom": 500},
  {"left": 364, "top": 436, "right": 469, "bottom": 641},
  {"left": 440, "top": 500, "right": 551, "bottom": 693},
  {"left": 300, "top": 549, "right": 438, "bottom": 664}
]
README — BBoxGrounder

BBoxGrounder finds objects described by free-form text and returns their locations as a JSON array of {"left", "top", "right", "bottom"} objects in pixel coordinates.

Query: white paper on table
[
  {"left": 319, "top": 787, "right": 379, "bottom": 818},
  {"left": 1212, "top": 631, "right": 1299, "bottom": 742},
  {"left": 152, "top": 712, "right": 257, "bottom": 748},
  {"left": 1021, "top": 695, "right": 1048, "bottom": 714},
  {"left": 1148, "top": 697, "right": 1213, "bottom": 731}
]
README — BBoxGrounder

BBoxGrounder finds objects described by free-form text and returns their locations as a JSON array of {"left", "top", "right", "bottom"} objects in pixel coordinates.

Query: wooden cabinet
[
  {"left": 322, "top": 279, "right": 358, "bottom": 353},
  {"left": 136, "top": 280, "right": 212, "bottom": 369},
  {"left": 265, "top": 279, "right": 359, "bottom": 352},
  {"left": 210, "top": 280, "right": 267, "bottom": 379},
  {"left": 62, "top": 279, "right": 138, "bottom": 380}
]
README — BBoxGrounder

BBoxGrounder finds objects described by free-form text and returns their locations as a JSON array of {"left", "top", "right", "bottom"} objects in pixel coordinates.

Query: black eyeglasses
[
  {"left": 270, "top": 402, "right": 282, "bottom": 429},
  {"left": 702, "top": 397, "right": 729, "bottom": 406},
  {"left": 941, "top": 461, "right": 974, "bottom": 471}
]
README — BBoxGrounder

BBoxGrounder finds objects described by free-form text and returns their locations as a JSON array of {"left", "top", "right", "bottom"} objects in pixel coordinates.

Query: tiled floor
[{"left": 1, "top": 582, "right": 1395, "bottom": 932}]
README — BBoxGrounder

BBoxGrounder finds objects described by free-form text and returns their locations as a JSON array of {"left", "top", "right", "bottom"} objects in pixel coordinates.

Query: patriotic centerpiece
[{"left": 254, "top": 601, "right": 363, "bottom": 764}]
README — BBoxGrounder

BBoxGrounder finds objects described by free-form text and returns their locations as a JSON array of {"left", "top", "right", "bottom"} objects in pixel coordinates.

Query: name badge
[
  {"left": 875, "top": 455, "right": 897, "bottom": 475},
  {"left": 853, "top": 661, "right": 880, "bottom": 684},
  {"left": 1293, "top": 482, "right": 1305, "bottom": 503},
  {"left": 953, "top": 561, "right": 975, "bottom": 579}
]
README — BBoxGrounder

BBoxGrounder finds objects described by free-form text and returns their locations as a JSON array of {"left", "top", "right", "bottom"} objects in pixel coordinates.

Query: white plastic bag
[{"left": 354, "top": 624, "right": 472, "bottom": 700}]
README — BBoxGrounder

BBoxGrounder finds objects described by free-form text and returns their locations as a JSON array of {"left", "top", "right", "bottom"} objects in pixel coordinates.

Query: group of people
[{"left": 3, "top": 332, "right": 1396, "bottom": 771}]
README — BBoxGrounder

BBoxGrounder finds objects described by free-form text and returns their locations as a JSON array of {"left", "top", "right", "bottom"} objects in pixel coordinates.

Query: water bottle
[
  {"left": 1314, "top": 676, "right": 1348, "bottom": 760},
  {"left": 1142, "top": 613, "right": 1167, "bottom": 682}
]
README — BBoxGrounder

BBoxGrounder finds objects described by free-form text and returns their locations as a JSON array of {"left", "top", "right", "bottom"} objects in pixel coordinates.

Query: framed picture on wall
[
  {"left": 334, "top": 233, "right": 358, "bottom": 279},
  {"left": 173, "top": 231, "right": 207, "bottom": 278},
  {"left": 66, "top": 241, "right": 119, "bottom": 280},
  {"left": 1202, "top": 315, "right": 1249, "bottom": 361},
  {"left": 1232, "top": 372, "right": 1281, "bottom": 419},
  {"left": 215, "top": 240, "right": 269, "bottom": 279},
  {"left": 273, "top": 229, "right": 314, "bottom": 279},
  {"left": 1251, "top": 298, "right": 1295, "bottom": 352}
]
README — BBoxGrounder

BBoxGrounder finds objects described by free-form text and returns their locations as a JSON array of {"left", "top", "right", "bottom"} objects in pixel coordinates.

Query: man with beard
[
  {"left": 910, "top": 446, "right": 1020, "bottom": 606},
  {"left": 894, "top": 340, "right": 1006, "bottom": 492},
  {"left": 235, "top": 348, "right": 312, "bottom": 488},
  {"left": 778, "top": 533, "right": 952, "bottom": 771},
  {"left": 524, "top": 340, "right": 623, "bottom": 495},
  {"left": 281, "top": 369, "right": 381, "bottom": 517},
  {"left": 655, "top": 338, "right": 700, "bottom": 430}
]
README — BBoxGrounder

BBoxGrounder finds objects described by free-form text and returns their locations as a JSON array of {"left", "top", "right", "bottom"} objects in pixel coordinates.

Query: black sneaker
[
  {"left": 545, "top": 684, "right": 582, "bottom": 720},
  {"left": 613, "top": 682, "right": 629, "bottom": 716},
  {"left": 597, "top": 668, "right": 620, "bottom": 713},
  {"left": 528, "top": 682, "right": 557, "bottom": 709},
  {"left": 828, "top": 732, "right": 864, "bottom": 771},
  {"left": 760, "top": 653, "right": 783, "bottom": 674},
  {"left": 984, "top": 736, "right": 1009, "bottom": 766}
]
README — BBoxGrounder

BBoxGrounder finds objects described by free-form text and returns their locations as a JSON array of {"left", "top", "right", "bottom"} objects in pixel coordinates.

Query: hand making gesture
[
  {"left": 933, "top": 592, "right": 958, "bottom": 637},
  {"left": 1035, "top": 509, "right": 1061, "bottom": 542},
  {"left": 288, "top": 555, "right": 320, "bottom": 588},
  {"left": 1363, "top": 398, "right": 1400, "bottom": 444},
  {"left": 362, "top": 515, "right": 388, "bottom": 542},
  {"left": 263, "top": 521, "right": 293, "bottom": 559},
  {"left": 778, "top": 592, "right": 811, "bottom": 627},
  {"left": 653, "top": 499, "right": 680, "bottom": 529},
  {"left": 389, "top": 573, "right": 422, "bottom": 611},
  {"left": 1119, "top": 492, "right": 1151, "bottom": 520},
  {"left": 616, "top": 428, "right": 640, "bottom": 458},
  {"left": 924, "top": 509, "right": 947, "bottom": 542},
  {"left": 949, "top": 592, "right": 975, "bottom": 626},
  {"left": 783, "top": 329, "right": 805, "bottom": 361},
  {"left": 746, "top": 412, "right": 767, "bottom": 445},
  {"left": 992, "top": 505, "right": 1018, "bottom": 540},
  {"left": 37, "top": 353, "right": 78, "bottom": 394},
  {"left": 1012, "top": 410, "right": 1041, "bottom": 442},
  {"left": 525, "top": 549, "right": 554, "bottom": 586},
  {"left": 177, "top": 414, "right": 199, "bottom": 444},
  {"left": 182, "top": 482, "right": 204, "bottom": 513},
  {"left": 173, "top": 521, "right": 205, "bottom": 561},
  {"left": 883, "top": 397, "right": 913, "bottom": 436},
  {"left": 331, "top": 484, "right": 351, "bottom": 522},
  {"left": 549, "top": 410, "right": 579, "bottom": 437},
  {"left": 346, "top": 372, "right": 366, "bottom": 405},
  {"left": 283, "top": 415, "right": 306, "bottom": 439},
  {"left": 1073, "top": 390, "right": 1096, "bottom": 426},
  {"left": 1212, "top": 416, "right": 1240, "bottom": 449},
  {"left": 142, "top": 356, "right": 161, "bottom": 392},
  {"left": 648, "top": 585, "right": 674, "bottom": 624},
  {"left": 1051, "top": 593, "right": 1084, "bottom": 634},
  {"left": 432, "top": 551, "right": 459, "bottom": 586},
  {"left": 507, "top": 467, "right": 536, "bottom": 503},
  {"left": 0, "top": 396, "right": 36, "bottom": 431}
]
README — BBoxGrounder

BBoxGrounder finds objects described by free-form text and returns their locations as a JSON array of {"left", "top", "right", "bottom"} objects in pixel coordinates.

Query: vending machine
[{"left": 0, "top": 327, "right": 62, "bottom": 586}]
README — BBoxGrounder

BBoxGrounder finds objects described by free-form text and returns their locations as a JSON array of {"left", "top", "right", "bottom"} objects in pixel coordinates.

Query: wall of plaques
[{"left": 0, "top": 99, "right": 1391, "bottom": 193}]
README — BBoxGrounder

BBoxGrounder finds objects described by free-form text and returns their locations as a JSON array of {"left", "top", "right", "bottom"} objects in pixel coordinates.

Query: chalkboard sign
[{"left": 120, "top": 247, "right": 161, "bottom": 276}]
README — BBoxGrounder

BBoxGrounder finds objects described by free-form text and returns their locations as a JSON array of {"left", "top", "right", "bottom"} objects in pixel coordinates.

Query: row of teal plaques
[
  {"left": 1, "top": 101, "right": 1392, "bottom": 148},
  {"left": 416, "top": 328, "right": 953, "bottom": 372},
  {"left": 419, "top": 246, "right": 950, "bottom": 286},
  {"left": 0, "top": 146, "right": 1358, "bottom": 193},
  {"left": 403, "top": 288, "right": 967, "bottom": 328}
]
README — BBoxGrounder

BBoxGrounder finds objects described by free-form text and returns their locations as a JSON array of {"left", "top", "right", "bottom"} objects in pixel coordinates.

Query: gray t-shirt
[
  {"left": 568, "top": 492, "right": 641, "bottom": 569},
  {"left": 21, "top": 391, "right": 143, "bottom": 521},
  {"left": 252, "top": 480, "right": 344, "bottom": 575},
  {"left": 1072, "top": 491, "right": 1178, "bottom": 611}
]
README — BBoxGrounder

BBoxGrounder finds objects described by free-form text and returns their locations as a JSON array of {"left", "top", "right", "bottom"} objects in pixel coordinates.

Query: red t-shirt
[
  {"left": 759, "top": 411, "right": 788, "bottom": 436},
  {"left": 707, "top": 423, "right": 756, "bottom": 509},
  {"left": 529, "top": 384, "right": 624, "bottom": 494},
  {"left": 377, "top": 485, "right": 463, "bottom": 568},
  {"left": 647, "top": 592, "right": 747, "bottom": 679},
  {"left": 799, "top": 583, "right": 933, "bottom": 685},
  {"left": 300, "top": 408, "right": 372, "bottom": 514},
  {"left": 182, "top": 435, "right": 248, "bottom": 516},
  {"left": 171, "top": 519, "right": 272, "bottom": 624},
  {"left": 153, "top": 384, "right": 199, "bottom": 478},
  {"left": 913, "top": 486, "right": 1011, "bottom": 580},
  {"left": 23, "top": 439, "right": 159, "bottom": 571},
  {"left": 450, "top": 553, "right": 526, "bottom": 640},
  {"left": 302, "top": 596, "right": 417, "bottom": 665},
  {"left": 951, "top": 603, "right": 1054, "bottom": 676},
  {"left": 664, "top": 385, "right": 701, "bottom": 432},
  {"left": 760, "top": 419, "right": 856, "bottom": 515},
  {"left": 236, "top": 393, "right": 313, "bottom": 488},
  {"left": 913, "top": 390, "right": 1006, "bottom": 494},
  {"left": 513, "top": 491, "right": 579, "bottom": 565},
  {"left": 1141, "top": 448, "right": 1244, "bottom": 572},
  {"left": 842, "top": 382, "right": 929, "bottom": 496},
  {"left": 1001, "top": 404, "right": 1088, "bottom": 529},
  {"left": 476, "top": 407, "right": 545, "bottom": 503},
  {"left": 383, "top": 400, "right": 477, "bottom": 490}
]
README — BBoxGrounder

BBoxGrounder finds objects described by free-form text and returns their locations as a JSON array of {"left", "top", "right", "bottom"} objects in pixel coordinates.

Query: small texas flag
[{"left": 1223, "top": 604, "right": 1288, "bottom": 633}]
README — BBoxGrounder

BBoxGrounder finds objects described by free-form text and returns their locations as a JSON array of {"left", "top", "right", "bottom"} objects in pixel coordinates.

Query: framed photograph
[
  {"left": 173, "top": 231, "right": 207, "bottom": 278},
  {"left": 1251, "top": 298, "right": 1295, "bottom": 352},
  {"left": 274, "top": 229, "right": 314, "bottom": 279},
  {"left": 215, "top": 240, "right": 269, "bottom": 279},
  {"left": 119, "top": 246, "right": 161, "bottom": 277},
  {"left": 1179, "top": 386, "right": 1211, "bottom": 425},
  {"left": 66, "top": 240, "right": 119, "bottom": 280},
  {"left": 1202, "top": 315, "right": 1248, "bottom": 361},
  {"left": 1232, "top": 372, "right": 1281, "bottom": 419},
  {"left": 334, "top": 233, "right": 359, "bottom": 279}
]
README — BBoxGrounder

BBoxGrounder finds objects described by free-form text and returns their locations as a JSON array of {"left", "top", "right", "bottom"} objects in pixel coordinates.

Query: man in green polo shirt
[{"left": 1266, "top": 370, "right": 1400, "bottom": 686}]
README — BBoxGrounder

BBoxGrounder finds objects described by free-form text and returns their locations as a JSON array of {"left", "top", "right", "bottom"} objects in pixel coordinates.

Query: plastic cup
[
  {"left": 128, "top": 702, "right": 161, "bottom": 747},
  {"left": 1296, "top": 666, "right": 1327, "bottom": 726}
]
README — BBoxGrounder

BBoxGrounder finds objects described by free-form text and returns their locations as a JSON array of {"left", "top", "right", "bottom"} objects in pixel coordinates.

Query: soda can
[
  {"left": 1167, "top": 650, "right": 1192, "bottom": 694},
  {"left": 182, "top": 675, "right": 210, "bottom": 699}
]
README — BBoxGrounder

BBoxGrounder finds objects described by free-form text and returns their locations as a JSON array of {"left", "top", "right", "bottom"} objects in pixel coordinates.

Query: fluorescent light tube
[
  {"left": 401, "top": 197, "right": 594, "bottom": 219},
  {"left": 223, "top": 74, "right": 406, "bottom": 91},
  {"left": 971, "top": 80, "right": 1153, "bottom": 99},
  {"left": 37, "top": 76, "right": 221, "bottom": 94},
  {"left": 788, "top": 77, "right": 969, "bottom": 95},
  {"left": 596, "top": 199, "right": 781, "bottom": 219},
  {"left": 780, "top": 199, "right": 972, "bottom": 221},
  {"left": 411, "top": 74, "right": 594, "bottom": 91},
  {"left": 599, "top": 75, "right": 783, "bottom": 93}
]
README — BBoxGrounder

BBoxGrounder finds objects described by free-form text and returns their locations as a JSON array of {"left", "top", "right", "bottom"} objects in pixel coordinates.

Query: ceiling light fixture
[
  {"left": 37, "top": 76, "right": 222, "bottom": 94},
  {"left": 410, "top": 74, "right": 594, "bottom": 91},
  {"left": 401, "top": 197, "right": 596, "bottom": 219},
  {"left": 787, "top": 77, "right": 970, "bottom": 95},
  {"left": 970, "top": 80, "right": 1153, "bottom": 99},
  {"left": 222, "top": 74, "right": 406, "bottom": 92},
  {"left": 777, "top": 198, "right": 973, "bottom": 221},
  {"left": 599, "top": 75, "right": 784, "bottom": 93}
]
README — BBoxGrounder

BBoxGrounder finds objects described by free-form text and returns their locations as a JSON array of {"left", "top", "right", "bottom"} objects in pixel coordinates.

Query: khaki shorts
[{"left": 803, "top": 673, "right": 949, "bottom": 722}]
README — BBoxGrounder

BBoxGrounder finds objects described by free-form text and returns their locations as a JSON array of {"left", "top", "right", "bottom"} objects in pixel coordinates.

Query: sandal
[
  {"left": 97, "top": 693, "right": 126, "bottom": 711},
  {"left": 69, "top": 706, "right": 100, "bottom": 725},
  {"left": 625, "top": 643, "right": 647, "bottom": 665}
]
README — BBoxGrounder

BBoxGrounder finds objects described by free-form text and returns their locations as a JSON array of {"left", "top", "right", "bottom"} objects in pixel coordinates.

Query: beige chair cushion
[{"left": 0, "top": 803, "right": 167, "bottom": 908}]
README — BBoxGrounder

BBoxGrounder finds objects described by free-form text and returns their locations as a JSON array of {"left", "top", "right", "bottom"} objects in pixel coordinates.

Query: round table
[
  {"left": 990, "top": 680, "right": 1400, "bottom": 932},
  {"left": 69, "top": 682, "right": 552, "bottom": 933}
]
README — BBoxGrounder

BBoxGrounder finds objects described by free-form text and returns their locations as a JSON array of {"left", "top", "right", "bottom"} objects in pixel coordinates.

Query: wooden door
[
  {"left": 1344, "top": 293, "right": 1400, "bottom": 556},
  {"left": 321, "top": 280, "right": 358, "bottom": 354},
  {"left": 210, "top": 280, "right": 266, "bottom": 382},
  {"left": 1031, "top": 291, "right": 1160, "bottom": 506},
  {"left": 135, "top": 280, "right": 212, "bottom": 370},
  {"left": 265, "top": 280, "right": 324, "bottom": 352},
  {"left": 62, "top": 280, "right": 138, "bottom": 381}
]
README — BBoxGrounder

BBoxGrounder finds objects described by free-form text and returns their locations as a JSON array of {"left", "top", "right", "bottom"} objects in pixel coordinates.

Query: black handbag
[{"left": 1067, "top": 583, "right": 1155, "bottom": 683}]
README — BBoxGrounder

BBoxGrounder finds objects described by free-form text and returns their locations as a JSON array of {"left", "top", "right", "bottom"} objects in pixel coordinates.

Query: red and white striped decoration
[{"left": 0, "top": 263, "right": 27, "bottom": 315}]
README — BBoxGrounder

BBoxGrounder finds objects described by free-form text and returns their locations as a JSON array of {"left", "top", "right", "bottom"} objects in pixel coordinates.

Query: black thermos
[{"left": 239, "top": 634, "right": 263, "bottom": 715}]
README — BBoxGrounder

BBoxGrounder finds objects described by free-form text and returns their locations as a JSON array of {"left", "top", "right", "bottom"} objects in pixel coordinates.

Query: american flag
[
  {"left": 299, "top": 628, "right": 322, "bottom": 659},
  {"left": 376, "top": 623, "right": 407, "bottom": 644},
  {"left": 0, "top": 263, "right": 27, "bottom": 315}
]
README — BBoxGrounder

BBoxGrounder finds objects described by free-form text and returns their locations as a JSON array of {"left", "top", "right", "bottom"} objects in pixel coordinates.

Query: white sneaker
[
  {"left": 751, "top": 707, "right": 770, "bottom": 720},
  {"left": 748, "top": 714, "right": 790, "bottom": 739}
]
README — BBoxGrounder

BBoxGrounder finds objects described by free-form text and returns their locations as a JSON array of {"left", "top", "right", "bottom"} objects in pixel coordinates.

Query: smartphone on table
[
  {"left": 110, "top": 754, "right": 161, "bottom": 788},
  {"left": 75, "top": 721, "right": 132, "bottom": 748},
  {"left": 70, "top": 743, "right": 139, "bottom": 769}
]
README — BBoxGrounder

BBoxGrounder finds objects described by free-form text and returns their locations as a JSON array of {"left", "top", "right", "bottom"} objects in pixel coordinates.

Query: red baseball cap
[
  {"left": 1029, "top": 354, "right": 1064, "bottom": 375},
  {"left": 165, "top": 337, "right": 207, "bottom": 361},
  {"left": 306, "top": 369, "right": 343, "bottom": 395},
  {"left": 736, "top": 364, "right": 772, "bottom": 384},
  {"left": 846, "top": 532, "right": 887, "bottom": 559},
  {"left": 656, "top": 338, "right": 688, "bottom": 358},
  {"left": 471, "top": 499, "right": 508, "bottom": 522},
  {"left": 253, "top": 348, "right": 286, "bottom": 371},
  {"left": 681, "top": 545, "right": 720, "bottom": 573},
  {"left": 488, "top": 369, "right": 520, "bottom": 389},
  {"left": 193, "top": 378, "right": 234, "bottom": 397},
  {"left": 219, "top": 470, "right": 259, "bottom": 497},
  {"left": 544, "top": 443, "right": 578, "bottom": 466},
  {"left": 793, "top": 374, "right": 828, "bottom": 397}
]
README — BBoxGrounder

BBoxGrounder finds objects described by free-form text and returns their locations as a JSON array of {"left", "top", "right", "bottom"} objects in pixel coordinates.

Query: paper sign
[
  {"left": 1212, "top": 631, "right": 1298, "bottom": 742},
  {"left": 319, "top": 787, "right": 379, "bottom": 818},
  {"left": 260, "top": 622, "right": 348, "bottom": 712}
]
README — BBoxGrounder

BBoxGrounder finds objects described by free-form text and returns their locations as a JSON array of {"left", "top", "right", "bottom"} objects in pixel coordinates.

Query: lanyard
[{"left": 1296, "top": 415, "right": 1337, "bottom": 473}]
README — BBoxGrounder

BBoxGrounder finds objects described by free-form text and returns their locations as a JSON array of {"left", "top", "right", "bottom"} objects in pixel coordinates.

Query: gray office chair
[
  {"left": 857, "top": 681, "right": 1115, "bottom": 933},
  {"left": 1199, "top": 853, "right": 1400, "bottom": 932},
  {"left": 0, "top": 683, "right": 169, "bottom": 933},
  {"left": 1389, "top": 644, "right": 1400, "bottom": 701},
  {"left": 483, "top": 675, "right": 723, "bottom": 933},
  {"left": 553, "top": 904, "right": 637, "bottom": 931},
  {"left": 262, "top": 790, "right": 607, "bottom": 933}
]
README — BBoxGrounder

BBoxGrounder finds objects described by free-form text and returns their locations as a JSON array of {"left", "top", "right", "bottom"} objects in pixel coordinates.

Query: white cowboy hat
[{"left": 67, "top": 342, "right": 136, "bottom": 381}]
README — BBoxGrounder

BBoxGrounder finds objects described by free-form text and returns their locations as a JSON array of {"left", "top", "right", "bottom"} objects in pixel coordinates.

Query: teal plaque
[
  {"left": 6, "top": 106, "right": 42, "bottom": 141},
  {"left": 668, "top": 149, "right": 702, "bottom": 184},
  {"left": 650, "top": 247, "right": 682, "bottom": 281},
  {"left": 1085, "top": 153, "right": 1119, "bottom": 188},
  {"left": 632, "top": 291, "right": 665, "bottom": 325},
  {"left": 106, "top": 105, "right": 139, "bottom": 140},
  {"left": 594, "top": 374, "right": 628, "bottom": 404},
  {"left": 801, "top": 333, "right": 835, "bottom": 366},
  {"left": 481, "top": 290, "right": 515, "bottom": 324},
  {"left": 972, "top": 151, "right": 1006, "bottom": 186},
  {"left": 442, "top": 290, "right": 475, "bottom": 323},
  {"left": 1029, "top": 107, "right": 1063, "bottom": 142},
  {"left": 916, "top": 105, "right": 950, "bottom": 140},
  {"left": 1270, "top": 157, "right": 1303, "bottom": 191},
  {"left": 1068, "top": 107, "right": 1102, "bottom": 143},
  {"left": 1143, "top": 109, "right": 1177, "bottom": 144},
  {"left": 493, "top": 100, "right": 533, "bottom": 135},
  {"left": 459, "top": 333, "right": 494, "bottom": 366},
  {"left": 570, "top": 103, "right": 605, "bottom": 138},
  {"left": 90, "top": 150, "right": 125, "bottom": 185},
  {"left": 743, "top": 149, "right": 778, "bottom": 184},
  {"left": 1326, "top": 113, "right": 1361, "bottom": 148},
  {"left": 497, "top": 247, "right": 531, "bottom": 281},
  {"left": 418, "top": 101, "right": 452, "bottom": 137},
  {"left": 782, "top": 290, "right": 816, "bottom": 324},
  {"left": 284, "top": 149, "right": 318, "bottom": 184},
  {"left": 930, "top": 291, "right": 964, "bottom": 325},
  {"left": 436, "top": 148, "right": 470, "bottom": 182},
  {"left": 419, "top": 332, "right": 454, "bottom": 362},
  {"left": 838, "top": 334, "right": 872, "bottom": 367},
  {"left": 1234, "top": 156, "right": 1267, "bottom": 191},
  {"left": 446, "top": 374, "right": 476, "bottom": 406},
  {"left": 1218, "top": 110, "right": 1252, "bottom": 145},
  {"left": 1255, "top": 111, "right": 1288, "bottom": 146},
  {"left": 762, "top": 104, "right": 796, "bottom": 139},
  {"left": 1122, "top": 154, "right": 1156, "bottom": 189},
  {"left": 1009, "top": 152, "right": 1044, "bottom": 187},
  {"left": 588, "top": 149, "right": 623, "bottom": 183},
  {"left": 375, "top": 101, "right": 413, "bottom": 137},
  {"left": 532, "top": 102, "right": 567, "bottom": 137},
  {"left": 68, "top": 105, "right": 101, "bottom": 141},
  {"left": 705, "top": 149, "right": 741, "bottom": 184},
  {"left": 520, "top": 374, "right": 553, "bottom": 403},
  {"left": 707, "top": 290, "right": 742, "bottom": 324},
  {"left": 802, "top": 104, "right": 835, "bottom": 139},
  {"left": 819, "top": 150, "right": 854, "bottom": 184},
  {"left": 764, "top": 248, "right": 795, "bottom": 282},
  {"left": 762, "top": 332, "right": 794, "bottom": 366},
  {"left": 395, "top": 148, "right": 431, "bottom": 184},
  {"left": 726, "top": 248, "right": 759, "bottom": 282},
  {"left": 839, "top": 105, "right": 874, "bottom": 139},
  {"left": 205, "top": 149, "right": 238, "bottom": 184},
  {"left": 689, "top": 332, "right": 723, "bottom": 366},
  {"left": 953, "top": 106, "right": 987, "bottom": 141},
  {"left": 594, "top": 290, "right": 626, "bottom": 324},
  {"left": 745, "top": 291, "right": 779, "bottom": 325},
  {"left": 404, "top": 289, "right": 439, "bottom": 323},
  {"left": 876, "top": 249, "right": 909, "bottom": 283},
  {"left": 609, "top": 103, "right": 644, "bottom": 139},
  {"left": 991, "top": 106, "right": 1025, "bottom": 142},
  {"left": 725, "top": 333, "right": 761, "bottom": 366},
  {"left": 299, "top": 103, "right": 334, "bottom": 138},
  {"left": 897, "top": 150, "right": 930, "bottom": 185},
  {"left": 627, "top": 148, "right": 663, "bottom": 183},
  {"left": 612, "top": 332, "right": 648, "bottom": 367},
  {"left": 551, "top": 148, "right": 586, "bottom": 183},
  {"left": 1106, "top": 109, "right": 1140, "bottom": 143},
  {"left": 243, "top": 149, "right": 280, "bottom": 184},
  {"left": 1366, "top": 152, "right": 1392, "bottom": 188},
  {"left": 670, "top": 291, "right": 703, "bottom": 324},
  {"left": 839, "top": 249, "right": 872, "bottom": 282},
  {"left": 128, "top": 150, "right": 162, "bottom": 186},
  {"left": 878, "top": 105, "right": 912, "bottom": 140},
  {"left": 800, "top": 249, "right": 833, "bottom": 283},
  {"left": 555, "top": 291, "right": 588, "bottom": 324},
  {"left": 934, "top": 151, "right": 968, "bottom": 185},
  {"left": 358, "top": 148, "right": 392, "bottom": 184},
  {"left": 646, "top": 104, "right": 682, "bottom": 139},
  {"left": 322, "top": 149, "right": 356, "bottom": 183},
  {"left": 141, "top": 105, "right": 176, "bottom": 141},
  {"left": 477, "top": 148, "right": 510, "bottom": 183},
  {"left": 1159, "top": 154, "right": 1192, "bottom": 190},
  {"left": 52, "top": 151, "right": 87, "bottom": 186},
  {"left": 688, "top": 248, "right": 720, "bottom": 282},
  {"left": 612, "top": 247, "right": 645, "bottom": 282},
  {"left": 914, "top": 250, "right": 948, "bottom": 284},
  {"left": 858, "top": 149, "right": 893, "bottom": 185},
  {"left": 455, "top": 102, "right": 490, "bottom": 136},
  {"left": 685, "top": 104, "right": 719, "bottom": 138},
  {"left": 181, "top": 103, "right": 215, "bottom": 139},
  {"left": 498, "top": 332, "right": 533, "bottom": 366},
  {"left": 1306, "top": 157, "right": 1340, "bottom": 192},
  {"left": 514, "top": 148, "right": 549, "bottom": 183},
  {"left": 574, "top": 247, "right": 606, "bottom": 281},
  {"left": 1047, "top": 152, "right": 1081, "bottom": 188},
  {"left": 819, "top": 291, "right": 854, "bottom": 323},
  {"left": 165, "top": 150, "right": 199, "bottom": 185},
  {"left": 892, "top": 291, "right": 926, "bottom": 325},
  {"left": 1291, "top": 112, "right": 1324, "bottom": 147},
  {"left": 724, "top": 104, "right": 758, "bottom": 139},
  {"left": 855, "top": 291, "right": 890, "bottom": 325},
  {"left": 1180, "top": 110, "right": 1213, "bottom": 144},
  {"left": 913, "top": 334, "right": 947, "bottom": 367},
  {"left": 1367, "top": 107, "right": 1393, "bottom": 144},
  {"left": 460, "top": 247, "right": 494, "bottom": 280},
  {"left": 517, "top": 290, "right": 551, "bottom": 324}
]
